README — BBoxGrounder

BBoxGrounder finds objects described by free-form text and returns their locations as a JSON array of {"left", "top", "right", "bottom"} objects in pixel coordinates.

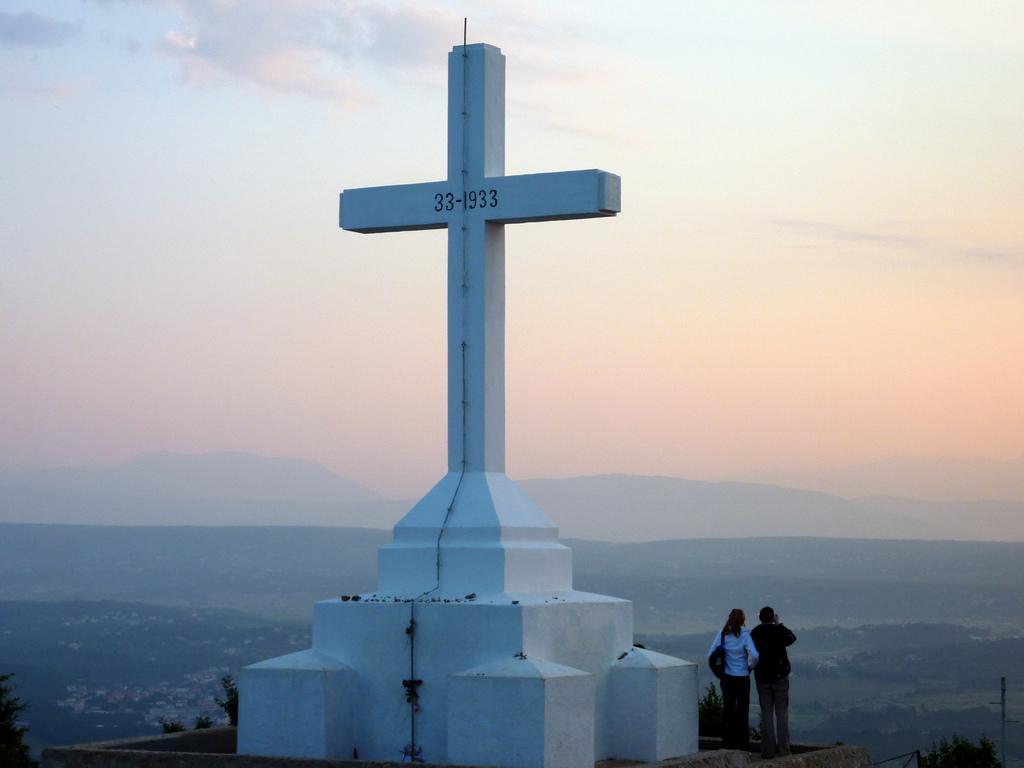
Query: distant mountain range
[
  {"left": 0, "top": 451, "right": 381, "bottom": 503},
  {"left": 1, "top": 452, "right": 1021, "bottom": 542},
  {"left": 0, "top": 452, "right": 406, "bottom": 527},
  {"left": 519, "top": 474, "right": 1024, "bottom": 542},
  {"left": 732, "top": 455, "right": 1024, "bottom": 503}
]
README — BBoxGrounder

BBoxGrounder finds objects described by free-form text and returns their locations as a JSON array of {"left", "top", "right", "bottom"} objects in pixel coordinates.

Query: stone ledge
[
  {"left": 41, "top": 728, "right": 872, "bottom": 768},
  {"left": 650, "top": 751, "right": 748, "bottom": 768},
  {"left": 653, "top": 746, "right": 871, "bottom": 767},
  {"left": 48, "top": 728, "right": 237, "bottom": 755},
  {"left": 694, "top": 738, "right": 872, "bottom": 766}
]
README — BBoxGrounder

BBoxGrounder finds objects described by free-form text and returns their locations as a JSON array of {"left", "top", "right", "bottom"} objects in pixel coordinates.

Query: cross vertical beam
[
  {"left": 448, "top": 44, "right": 506, "bottom": 474},
  {"left": 448, "top": 43, "right": 504, "bottom": 180}
]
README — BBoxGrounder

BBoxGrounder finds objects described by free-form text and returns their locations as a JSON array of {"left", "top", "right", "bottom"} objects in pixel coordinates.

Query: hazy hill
[
  {"left": 3, "top": 530, "right": 1023, "bottom": 758},
  {"left": 2, "top": 454, "right": 1022, "bottom": 542},
  {"left": 520, "top": 474, "right": 1024, "bottom": 542},
  {"left": 520, "top": 475, "right": 947, "bottom": 541},
  {"left": 0, "top": 451, "right": 380, "bottom": 503},
  {"left": 0, "top": 452, "right": 409, "bottom": 527},
  {"left": 736, "top": 455, "right": 1024, "bottom": 503},
  {"left": 2, "top": 524, "right": 1023, "bottom": 632}
]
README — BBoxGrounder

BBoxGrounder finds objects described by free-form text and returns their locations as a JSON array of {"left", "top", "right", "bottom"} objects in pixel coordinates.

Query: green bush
[
  {"left": 698, "top": 683, "right": 723, "bottom": 737},
  {"left": 159, "top": 718, "right": 186, "bottom": 733},
  {"left": 921, "top": 734, "right": 1000, "bottom": 768}
]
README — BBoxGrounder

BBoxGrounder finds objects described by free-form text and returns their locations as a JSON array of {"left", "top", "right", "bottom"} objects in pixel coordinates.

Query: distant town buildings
[{"left": 57, "top": 667, "right": 230, "bottom": 728}]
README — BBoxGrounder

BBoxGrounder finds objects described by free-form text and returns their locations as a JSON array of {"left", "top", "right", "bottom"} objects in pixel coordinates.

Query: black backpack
[{"left": 708, "top": 631, "right": 727, "bottom": 679}]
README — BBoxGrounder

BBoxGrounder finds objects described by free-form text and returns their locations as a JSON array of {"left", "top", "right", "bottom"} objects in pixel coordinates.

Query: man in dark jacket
[{"left": 750, "top": 606, "right": 797, "bottom": 759}]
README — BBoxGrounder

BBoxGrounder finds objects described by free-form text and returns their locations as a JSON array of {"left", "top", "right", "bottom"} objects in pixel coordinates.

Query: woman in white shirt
[{"left": 708, "top": 608, "right": 759, "bottom": 751}]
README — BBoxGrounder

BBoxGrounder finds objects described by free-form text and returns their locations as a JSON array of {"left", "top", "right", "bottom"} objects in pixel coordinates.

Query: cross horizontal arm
[
  {"left": 486, "top": 169, "right": 620, "bottom": 224},
  {"left": 340, "top": 170, "right": 620, "bottom": 234},
  {"left": 339, "top": 180, "right": 448, "bottom": 234}
]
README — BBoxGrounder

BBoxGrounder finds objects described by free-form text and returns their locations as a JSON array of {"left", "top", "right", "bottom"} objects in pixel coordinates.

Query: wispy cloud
[
  {"left": 536, "top": 117, "right": 626, "bottom": 144},
  {"left": 1, "top": 78, "right": 92, "bottom": 100},
  {"left": 163, "top": 30, "right": 196, "bottom": 51},
  {"left": 772, "top": 219, "right": 1022, "bottom": 266},
  {"left": 86, "top": 0, "right": 622, "bottom": 108},
  {"left": 0, "top": 10, "right": 80, "bottom": 48},
  {"left": 771, "top": 219, "right": 923, "bottom": 248},
  {"left": 960, "top": 248, "right": 1023, "bottom": 264},
  {"left": 125, "top": 0, "right": 458, "bottom": 105}
]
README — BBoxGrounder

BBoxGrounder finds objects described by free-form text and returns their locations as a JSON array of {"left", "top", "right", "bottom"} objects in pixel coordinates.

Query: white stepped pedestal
[
  {"left": 379, "top": 472, "right": 572, "bottom": 595},
  {"left": 308, "top": 591, "right": 630, "bottom": 763},
  {"left": 240, "top": 587, "right": 699, "bottom": 765}
]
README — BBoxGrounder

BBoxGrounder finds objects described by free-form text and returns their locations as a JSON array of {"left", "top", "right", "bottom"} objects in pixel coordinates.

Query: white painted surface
[
  {"left": 520, "top": 595, "right": 633, "bottom": 758},
  {"left": 239, "top": 589, "right": 696, "bottom": 765},
  {"left": 237, "top": 650, "right": 354, "bottom": 759},
  {"left": 339, "top": 169, "right": 619, "bottom": 233},
  {"left": 239, "top": 41, "right": 697, "bottom": 768},
  {"left": 610, "top": 648, "right": 699, "bottom": 761},
  {"left": 379, "top": 472, "right": 572, "bottom": 596},
  {"left": 296, "top": 591, "right": 630, "bottom": 763},
  {"left": 448, "top": 657, "right": 595, "bottom": 768}
]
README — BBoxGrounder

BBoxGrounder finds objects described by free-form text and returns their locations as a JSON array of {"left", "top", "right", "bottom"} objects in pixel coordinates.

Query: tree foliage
[
  {"left": 921, "top": 734, "right": 1001, "bottom": 768},
  {"left": 0, "top": 674, "right": 36, "bottom": 768},
  {"left": 158, "top": 718, "right": 186, "bottom": 734},
  {"left": 216, "top": 675, "right": 238, "bottom": 727}
]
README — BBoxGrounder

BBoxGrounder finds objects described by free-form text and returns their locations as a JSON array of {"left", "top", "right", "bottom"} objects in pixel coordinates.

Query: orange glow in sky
[{"left": 2, "top": 1, "right": 1022, "bottom": 496}]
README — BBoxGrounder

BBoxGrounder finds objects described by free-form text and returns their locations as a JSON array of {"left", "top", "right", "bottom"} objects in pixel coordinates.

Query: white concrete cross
[
  {"left": 340, "top": 43, "right": 620, "bottom": 478},
  {"left": 247, "top": 43, "right": 696, "bottom": 768}
]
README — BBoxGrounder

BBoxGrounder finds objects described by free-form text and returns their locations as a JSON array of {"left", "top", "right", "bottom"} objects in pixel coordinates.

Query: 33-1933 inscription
[{"left": 434, "top": 188, "right": 498, "bottom": 212}]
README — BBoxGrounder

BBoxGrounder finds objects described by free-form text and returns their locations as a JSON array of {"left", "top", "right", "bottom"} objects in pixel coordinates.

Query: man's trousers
[{"left": 756, "top": 676, "right": 791, "bottom": 758}]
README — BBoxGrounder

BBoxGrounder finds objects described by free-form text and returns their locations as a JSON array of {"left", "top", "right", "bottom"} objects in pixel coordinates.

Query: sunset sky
[{"left": 3, "top": 1, "right": 1022, "bottom": 496}]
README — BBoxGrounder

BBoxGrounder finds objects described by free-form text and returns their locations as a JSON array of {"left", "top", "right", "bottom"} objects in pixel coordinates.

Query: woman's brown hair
[{"left": 723, "top": 608, "right": 745, "bottom": 637}]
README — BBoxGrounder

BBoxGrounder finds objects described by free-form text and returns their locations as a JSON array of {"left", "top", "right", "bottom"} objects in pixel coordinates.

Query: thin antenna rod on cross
[{"left": 463, "top": 17, "right": 467, "bottom": 48}]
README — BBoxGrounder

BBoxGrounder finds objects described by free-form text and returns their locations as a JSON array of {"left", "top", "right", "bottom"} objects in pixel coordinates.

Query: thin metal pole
[{"left": 1002, "top": 677, "right": 1007, "bottom": 768}]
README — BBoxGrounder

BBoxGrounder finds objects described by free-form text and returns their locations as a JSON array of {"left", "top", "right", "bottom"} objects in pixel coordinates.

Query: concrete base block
[
  {"left": 305, "top": 592, "right": 631, "bottom": 763},
  {"left": 238, "top": 650, "right": 354, "bottom": 759},
  {"left": 448, "top": 656, "right": 595, "bottom": 768},
  {"left": 610, "top": 647, "right": 699, "bottom": 761},
  {"left": 238, "top": 593, "right": 697, "bottom": 765}
]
